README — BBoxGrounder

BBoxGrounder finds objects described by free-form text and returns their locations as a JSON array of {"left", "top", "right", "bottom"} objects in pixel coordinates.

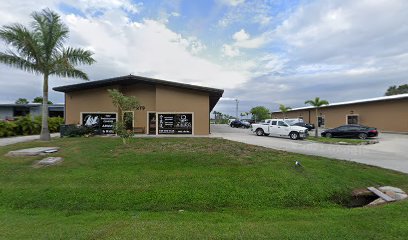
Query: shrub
[
  {"left": 0, "top": 116, "right": 64, "bottom": 138},
  {"left": 48, "top": 117, "right": 64, "bottom": 132},
  {"left": 0, "top": 121, "right": 17, "bottom": 137},
  {"left": 14, "top": 115, "right": 40, "bottom": 135},
  {"left": 60, "top": 124, "right": 93, "bottom": 137}
]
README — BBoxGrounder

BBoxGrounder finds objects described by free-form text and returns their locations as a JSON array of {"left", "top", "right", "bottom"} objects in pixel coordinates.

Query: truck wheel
[
  {"left": 289, "top": 132, "right": 299, "bottom": 140},
  {"left": 256, "top": 128, "right": 264, "bottom": 136}
]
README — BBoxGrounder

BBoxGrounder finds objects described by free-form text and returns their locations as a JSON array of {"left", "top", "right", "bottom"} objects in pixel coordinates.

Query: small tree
[
  {"left": 108, "top": 89, "right": 139, "bottom": 144},
  {"left": 33, "top": 96, "right": 53, "bottom": 104},
  {"left": 304, "top": 97, "right": 329, "bottom": 137},
  {"left": 279, "top": 104, "right": 292, "bottom": 119},
  {"left": 250, "top": 106, "right": 270, "bottom": 122},
  {"left": 15, "top": 98, "right": 29, "bottom": 104}
]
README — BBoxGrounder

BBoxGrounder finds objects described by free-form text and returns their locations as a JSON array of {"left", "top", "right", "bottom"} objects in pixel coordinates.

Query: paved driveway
[{"left": 211, "top": 124, "right": 408, "bottom": 174}]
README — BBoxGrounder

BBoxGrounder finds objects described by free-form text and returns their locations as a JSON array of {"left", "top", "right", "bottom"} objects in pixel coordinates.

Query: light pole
[{"left": 235, "top": 99, "right": 239, "bottom": 119}]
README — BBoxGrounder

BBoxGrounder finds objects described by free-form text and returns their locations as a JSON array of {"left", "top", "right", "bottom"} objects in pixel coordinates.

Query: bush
[
  {"left": 14, "top": 115, "right": 40, "bottom": 135},
  {"left": 0, "top": 116, "right": 64, "bottom": 138},
  {"left": 0, "top": 121, "right": 17, "bottom": 137},
  {"left": 60, "top": 124, "right": 93, "bottom": 137}
]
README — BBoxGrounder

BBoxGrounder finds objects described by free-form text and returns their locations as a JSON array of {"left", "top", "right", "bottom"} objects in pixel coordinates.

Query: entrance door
[
  {"left": 148, "top": 112, "right": 156, "bottom": 134},
  {"left": 318, "top": 116, "right": 325, "bottom": 127}
]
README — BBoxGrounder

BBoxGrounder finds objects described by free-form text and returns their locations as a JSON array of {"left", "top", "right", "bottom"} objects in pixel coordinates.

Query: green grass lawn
[
  {"left": 307, "top": 136, "right": 371, "bottom": 145},
  {"left": 0, "top": 137, "right": 407, "bottom": 239}
]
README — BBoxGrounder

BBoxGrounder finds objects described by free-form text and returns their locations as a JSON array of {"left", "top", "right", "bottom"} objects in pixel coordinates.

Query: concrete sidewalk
[{"left": 0, "top": 133, "right": 60, "bottom": 147}]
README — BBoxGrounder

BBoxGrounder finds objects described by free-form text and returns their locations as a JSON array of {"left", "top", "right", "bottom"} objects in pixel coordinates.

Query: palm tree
[
  {"left": 304, "top": 97, "right": 329, "bottom": 137},
  {"left": 279, "top": 104, "right": 292, "bottom": 119},
  {"left": 0, "top": 9, "right": 95, "bottom": 140}
]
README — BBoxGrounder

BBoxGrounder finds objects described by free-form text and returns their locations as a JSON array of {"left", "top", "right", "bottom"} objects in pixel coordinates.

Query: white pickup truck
[{"left": 251, "top": 119, "right": 308, "bottom": 140}]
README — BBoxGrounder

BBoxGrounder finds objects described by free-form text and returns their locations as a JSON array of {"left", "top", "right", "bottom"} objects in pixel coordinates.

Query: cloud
[
  {"left": 217, "top": 0, "right": 245, "bottom": 7},
  {"left": 222, "top": 44, "right": 240, "bottom": 57},
  {"left": 0, "top": 0, "right": 250, "bottom": 104},
  {"left": 65, "top": 15, "right": 248, "bottom": 89},
  {"left": 232, "top": 29, "right": 250, "bottom": 42}
]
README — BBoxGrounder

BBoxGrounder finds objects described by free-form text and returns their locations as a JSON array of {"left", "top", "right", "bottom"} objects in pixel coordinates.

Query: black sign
[
  {"left": 82, "top": 113, "right": 117, "bottom": 134},
  {"left": 158, "top": 113, "right": 193, "bottom": 134}
]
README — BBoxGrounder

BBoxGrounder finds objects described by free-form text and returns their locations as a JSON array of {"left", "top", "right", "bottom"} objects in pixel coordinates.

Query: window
[
  {"left": 336, "top": 126, "right": 348, "bottom": 131},
  {"left": 347, "top": 115, "right": 359, "bottom": 124},
  {"left": 278, "top": 121, "right": 288, "bottom": 127},
  {"left": 13, "top": 107, "right": 30, "bottom": 117},
  {"left": 271, "top": 121, "right": 277, "bottom": 125},
  {"left": 263, "top": 120, "right": 271, "bottom": 125}
]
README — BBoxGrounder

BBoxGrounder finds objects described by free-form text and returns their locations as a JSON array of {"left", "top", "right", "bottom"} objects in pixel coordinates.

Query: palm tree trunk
[
  {"left": 40, "top": 74, "right": 51, "bottom": 141},
  {"left": 315, "top": 108, "right": 318, "bottom": 137}
]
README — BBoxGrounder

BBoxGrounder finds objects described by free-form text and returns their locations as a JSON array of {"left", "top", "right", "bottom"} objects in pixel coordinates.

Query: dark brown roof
[{"left": 53, "top": 74, "right": 224, "bottom": 111}]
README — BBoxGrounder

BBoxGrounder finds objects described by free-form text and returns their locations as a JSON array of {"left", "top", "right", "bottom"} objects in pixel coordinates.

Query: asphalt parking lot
[{"left": 210, "top": 124, "right": 408, "bottom": 174}]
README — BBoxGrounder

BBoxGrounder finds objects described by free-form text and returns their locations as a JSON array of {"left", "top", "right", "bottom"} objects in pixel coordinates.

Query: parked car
[
  {"left": 284, "top": 119, "right": 315, "bottom": 131},
  {"left": 230, "top": 120, "right": 251, "bottom": 128},
  {"left": 251, "top": 119, "right": 308, "bottom": 140},
  {"left": 227, "top": 119, "right": 236, "bottom": 125},
  {"left": 321, "top": 124, "right": 378, "bottom": 139},
  {"left": 292, "top": 122, "right": 315, "bottom": 131}
]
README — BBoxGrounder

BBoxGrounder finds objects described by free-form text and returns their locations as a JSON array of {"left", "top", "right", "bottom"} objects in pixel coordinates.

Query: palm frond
[
  {"left": 53, "top": 65, "right": 89, "bottom": 80},
  {"left": 31, "top": 9, "right": 69, "bottom": 61},
  {"left": 61, "top": 47, "right": 95, "bottom": 65},
  {"left": 0, "top": 24, "right": 41, "bottom": 65},
  {"left": 0, "top": 52, "right": 38, "bottom": 73}
]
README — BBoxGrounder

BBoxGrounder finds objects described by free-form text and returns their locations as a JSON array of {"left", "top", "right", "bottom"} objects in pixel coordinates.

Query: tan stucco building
[
  {"left": 271, "top": 94, "right": 408, "bottom": 133},
  {"left": 53, "top": 75, "right": 223, "bottom": 135}
]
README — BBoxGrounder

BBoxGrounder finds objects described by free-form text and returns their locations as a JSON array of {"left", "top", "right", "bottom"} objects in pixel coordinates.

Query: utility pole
[{"left": 235, "top": 99, "right": 239, "bottom": 119}]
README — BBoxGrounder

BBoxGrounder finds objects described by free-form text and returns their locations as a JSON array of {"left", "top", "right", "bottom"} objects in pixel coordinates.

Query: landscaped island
[{"left": 0, "top": 137, "right": 407, "bottom": 239}]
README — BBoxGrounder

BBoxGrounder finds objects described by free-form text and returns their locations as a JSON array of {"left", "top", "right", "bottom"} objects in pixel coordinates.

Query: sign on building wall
[
  {"left": 158, "top": 113, "right": 193, "bottom": 134},
  {"left": 82, "top": 113, "right": 117, "bottom": 134}
]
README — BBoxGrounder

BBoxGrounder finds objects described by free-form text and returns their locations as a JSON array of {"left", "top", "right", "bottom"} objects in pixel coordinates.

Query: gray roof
[
  {"left": 273, "top": 93, "right": 408, "bottom": 113},
  {"left": 0, "top": 103, "right": 64, "bottom": 107},
  {"left": 53, "top": 74, "right": 224, "bottom": 111}
]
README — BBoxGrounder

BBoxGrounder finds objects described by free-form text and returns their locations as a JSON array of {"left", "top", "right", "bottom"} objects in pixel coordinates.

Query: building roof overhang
[{"left": 53, "top": 75, "right": 224, "bottom": 111}]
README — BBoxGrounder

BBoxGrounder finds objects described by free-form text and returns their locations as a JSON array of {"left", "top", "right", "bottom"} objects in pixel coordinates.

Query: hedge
[{"left": 0, "top": 116, "right": 64, "bottom": 138}]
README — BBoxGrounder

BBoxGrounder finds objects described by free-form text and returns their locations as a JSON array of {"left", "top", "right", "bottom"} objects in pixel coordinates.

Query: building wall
[
  {"left": 121, "top": 84, "right": 156, "bottom": 130},
  {"left": 64, "top": 84, "right": 211, "bottom": 135},
  {"left": 65, "top": 86, "right": 119, "bottom": 125},
  {"left": 272, "top": 98, "right": 408, "bottom": 132},
  {"left": 156, "top": 85, "right": 210, "bottom": 135},
  {"left": 0, "top": 107, "right": 13, "bottom": 120}
]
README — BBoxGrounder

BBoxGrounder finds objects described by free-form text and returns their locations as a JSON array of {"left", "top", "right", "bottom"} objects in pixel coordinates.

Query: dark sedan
[
  {"left": 321, "top": 124, "right": 378, "bottom": 139},
  {"left": 292, "top": 122, "right": 315, "bottom": 131},
  {"left": 230, "top": 120, "right": 251, "bottom": 128}
]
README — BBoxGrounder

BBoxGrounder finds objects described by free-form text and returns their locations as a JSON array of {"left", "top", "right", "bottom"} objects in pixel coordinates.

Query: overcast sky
[{"left": 0, "top": 0, "right": 407, "bottom": 117}]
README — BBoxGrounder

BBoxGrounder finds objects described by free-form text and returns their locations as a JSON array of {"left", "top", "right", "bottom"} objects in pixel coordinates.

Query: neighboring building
[
  {"left": 0, "top": 103, "right": 64, "bottom": 120},
  {"left": 53, "top": 75, "right": 224, "bottom": 135},
  {"left": 271, "top": 93, "right": 408, "bottom": 133}
]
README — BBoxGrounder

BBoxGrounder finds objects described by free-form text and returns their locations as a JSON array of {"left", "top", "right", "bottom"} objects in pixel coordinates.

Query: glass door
[{"left": 148, "top": 112, "right": 156, "bottom": 134}]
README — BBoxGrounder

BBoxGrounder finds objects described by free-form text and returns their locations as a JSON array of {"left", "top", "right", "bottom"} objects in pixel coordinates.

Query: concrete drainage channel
[
  {"left": 338, "top": 186, "right": 408, "bottom": 208},
  {"left": 6, "top": 147, "right": 63, "bottom": 167}
]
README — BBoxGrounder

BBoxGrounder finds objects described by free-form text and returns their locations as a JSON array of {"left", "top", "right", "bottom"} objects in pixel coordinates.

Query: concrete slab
[
  {"left": 37, "top": 157, "right": 63, "bottom": 165},
  {"left": 6, "top": 147, "right": 60, "bottom": 157}
]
